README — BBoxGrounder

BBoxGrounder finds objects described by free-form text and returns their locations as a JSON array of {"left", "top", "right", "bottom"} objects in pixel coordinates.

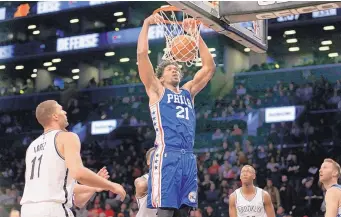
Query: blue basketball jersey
[{"left": 150, "top": 87, "right": 195, "bottom": 150}]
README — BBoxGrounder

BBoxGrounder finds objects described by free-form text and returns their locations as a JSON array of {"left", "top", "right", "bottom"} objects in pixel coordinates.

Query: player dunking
[
  {"left": 229, "top": 165, "right": 275, "bottom": 217},
  {"left": 135, "top": 147, "right": 157, "bottom": 217},
  {"left": 319, "top": 158, "right": 341, "bottom": 217},
  {"left": 137, "top": 14, "right": 216, "bottom": 217},
  {"left": 20, "top": 100, "right": 126, "bottom": 217}
]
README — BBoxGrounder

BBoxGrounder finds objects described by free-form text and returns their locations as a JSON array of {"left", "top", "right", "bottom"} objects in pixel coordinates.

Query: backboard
[
  {"left": 168, "top": 1, "right": 341, "bottom": 54},
  {"left": 168, "top": 1, "right": 268, "bottom": 53}
]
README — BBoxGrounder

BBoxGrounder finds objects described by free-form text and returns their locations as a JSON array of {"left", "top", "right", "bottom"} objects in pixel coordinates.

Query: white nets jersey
[
  {"left": 136, "top": 174, "right": 157, "bottom": 217},
  {"left": 20, "top": 130, "right": 76, "bottom": 209},
  {"left": 234, "top": 187, "right": 266, "bottom": 217}
]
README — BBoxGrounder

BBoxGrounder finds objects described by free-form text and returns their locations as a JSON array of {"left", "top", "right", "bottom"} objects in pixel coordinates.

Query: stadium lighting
[
  {"left": 72, "top": 75, "right": 80, "bottom": 80},
  {"left": 286, "top": 38, "right": 297, "bottom": 43},
  {"left": 113, "top": 12, "right": 123, "bottom": 16},
  {"left": 148, "top": 50, "right": 151, "bottom": 54},
  {"left": 52, "top": 58, "right": 61, "bottom": 63},
  {"left": 321, "top": 40, "right": 332, "bottom": 45},
  {"left": 31, "top": 73, "right": 37, "bottom": 78},
  {"left": 288, "top": 47, "right": 300, "bottom": 52},
  {"left": 72, "top": 69, "right": 80, "bottom": 73},
  {"left": 208, "top": 48, "right": 216, "bottom": 52},
  {"left": 328, "top": 52, "right": 339, "bottom": 58},
  {"left": 324, "top": 25, "right": 335, "bottom": 31},
  {"left": 319, "top": 46, "right": 330, "bottom": 51},
  {"left": 33, "top": 30, "right": 40, "bottom": 35},
  {"left": 105, "top": 52, "right": 115, "bottom": 57},
  {"left": 33, "top": 69, "right": 37, "bottom": 72},
  {"left": 0, "top": 65, "right": 5, "bottom": 70},
  {"left": 28, "top": 25, "right": 36, "bottom": 29},
  {"left": 120, "top": 58, "right": 130, "bottom": 63},
  {"left": 117, "top": 18, "right": 127, "bottom": 23},
  {"left": 48, "top": 66, "right": 56, "bottom": 71},
  {"left": 115, "top": 28, "right": 119, "bottom": 31},
  {"left": 284, "top": 30, "right": 296, "bottom": 35},
  {"left": 43, "top": 62, "right": 52, "bottom": 67},
  {"left": 244, "top": 48, "right": 251, "bottom": 52},
  {"left": 212, "top": 53, "right": 217, "bottom": 57},
  {"left": 70, "top": 18, "right": 79, "bottom": 24},
  {"left": 267, "top": 36, "right": 272, "bottom": 40},
  {"left": 275, "top": 64, "right": 280, "bottom": 69},
  {"left": 15, "top": 65, "right": 24, "bottom": 70}
]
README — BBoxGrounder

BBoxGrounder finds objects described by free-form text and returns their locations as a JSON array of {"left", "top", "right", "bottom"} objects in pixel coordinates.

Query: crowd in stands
[{"left": 1, "top": 63, "right": 341, "bottom": 217}]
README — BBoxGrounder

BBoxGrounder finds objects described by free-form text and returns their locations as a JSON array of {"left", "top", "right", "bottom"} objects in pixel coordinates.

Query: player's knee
[
  {"left": 175, "top": 205, "right": 191, "bottom": 217},
  {"left": 157, "top": 208, "right": 175, "bottom": 217}
]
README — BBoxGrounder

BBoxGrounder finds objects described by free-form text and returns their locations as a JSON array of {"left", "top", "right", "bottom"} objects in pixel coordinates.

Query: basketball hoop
[{"left": 153, "top": 6, "right": 202, "bottom": 67}]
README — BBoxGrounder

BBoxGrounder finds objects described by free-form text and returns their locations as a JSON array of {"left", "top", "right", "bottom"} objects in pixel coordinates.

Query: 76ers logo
[{"left": 188, "top": 191, "right": 197, "bottom": 203}]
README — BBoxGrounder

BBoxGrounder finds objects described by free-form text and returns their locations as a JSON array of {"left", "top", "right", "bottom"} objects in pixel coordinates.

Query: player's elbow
[
  {"left": 205, "top": 64, "right": 216, "bottom": 74},
  {"left": 69, "top": 166, "right": 84, "bottom": 181},
  {"left": 137, "top": 49, "right": 149, "bottom": 56},
  {"left": 73, "top": 196, "right": 86, "bottom": 209}
]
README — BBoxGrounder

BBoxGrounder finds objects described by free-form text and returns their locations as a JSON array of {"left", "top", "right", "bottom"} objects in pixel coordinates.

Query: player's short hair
[
  {"left": 146, "top": 147, "right": 156, "bottom": 162},
  {"left": 36, "top": 100, "right": 58, "bottom": 127},
  {"left": 155, "top": 60, "right": 182, "bottom": 79},
  {"left": 324, "top": 158, "right": 341, "bottom": 178},
  {"left": 241, "top": 165, "right": 256, "bottom": 174}
]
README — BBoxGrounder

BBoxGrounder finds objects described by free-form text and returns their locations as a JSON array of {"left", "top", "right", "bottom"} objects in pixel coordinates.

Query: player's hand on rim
[
  {"left": 95, "top": 167, "right": 110, "bottom": 192},
  {"left": 145, "top": 14, "right": 164, "bottom": 25}
]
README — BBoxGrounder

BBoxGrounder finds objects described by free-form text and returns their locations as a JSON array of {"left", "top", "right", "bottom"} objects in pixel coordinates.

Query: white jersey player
[
  {"left": 20, "top": 100, "right": 126, "bottom": 217},
  {"left": 229, "top": 165, "right": 275, "bottom": 217},
  {"left": 135, "top": 147, "right": 157, "bottom": 217},
  {"left": 319, "top": 158, "right": 341, "bottom": 217}
]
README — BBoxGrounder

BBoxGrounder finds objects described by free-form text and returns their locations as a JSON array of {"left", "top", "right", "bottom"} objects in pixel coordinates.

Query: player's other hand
[
  {"left": 96, "top": 167, "right": 110, "bottom": 192},
  {"left": 109, "top": 183, "right": 126, "bottom": 202},
  {"left": 183, "top": 18, "right": 198, "bottom": 34},
  {"left": 145, "top": 14, "right": 163, "bottom": 25}
]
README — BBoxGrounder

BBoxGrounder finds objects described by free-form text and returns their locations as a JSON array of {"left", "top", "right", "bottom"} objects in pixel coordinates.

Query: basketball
[{"left": 170, "top": 35, "right": 197, "bottom": 62}]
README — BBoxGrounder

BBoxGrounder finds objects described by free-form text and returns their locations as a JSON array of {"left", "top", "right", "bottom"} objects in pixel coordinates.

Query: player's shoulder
[
  {"left": 56, "top": 131, "right": 79, "bottom": 139},
  {"left": 327, "top": 185, "right": 341, "bottom": 196}
]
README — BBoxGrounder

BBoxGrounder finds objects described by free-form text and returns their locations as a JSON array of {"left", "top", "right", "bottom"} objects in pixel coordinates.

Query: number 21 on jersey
[{"left": 176, "top": 106, "right": 189, "bottom": 120}]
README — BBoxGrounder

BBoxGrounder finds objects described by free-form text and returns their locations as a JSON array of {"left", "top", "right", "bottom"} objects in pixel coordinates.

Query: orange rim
[{"left": 152, "top": 5, "right": 201, "bottom": 25}]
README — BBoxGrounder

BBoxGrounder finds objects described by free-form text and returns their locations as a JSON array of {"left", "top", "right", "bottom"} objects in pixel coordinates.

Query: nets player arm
[
  {"left": 182, "top": 36, "right": 216, "bottom": 98},
  {"left": 73, "top": 167, "right": 109, "bottom": 208},
  {"left": 263, "top": 191, "right": 275, "bottom": 217},
  {"left": 229, "top": 193, "right": 237, "bottom": 217},
  {"left": 137, "top": 15, "right": 163, "bottom": 95},
  {"left": 325, "top": 187, "right": 340, "bottom": 217},
  {"left": 59, "top": 132, "right": 126, "bottom": 201},
  {"left": 135, "top": 177, "right": 148, "bottom": 198}
]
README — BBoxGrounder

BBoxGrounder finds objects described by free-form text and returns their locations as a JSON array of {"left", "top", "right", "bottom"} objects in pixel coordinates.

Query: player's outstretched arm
[
  {"left": 183, "top": 34, "right": 216, "bottom": 98},
  {"left": 263, "top": 191, "right": 276, "bottom": 217},
  {"left": 229, "top": 193, "right": 237, "bottom": 217},
  {"left": 73, "top": 167, "right": 109, "bottom": 208},
  {"left": 325, "top": 188, "right": 340, "bottom": 217},
  {"left": 137, "top": 15, "right": 162, "bottom": 94},
  {"left": 135, "top": 177, "right": 148, "bottom": 198},
  {"left": 58, "top": 132, "right": 126, "bottom": 201}
]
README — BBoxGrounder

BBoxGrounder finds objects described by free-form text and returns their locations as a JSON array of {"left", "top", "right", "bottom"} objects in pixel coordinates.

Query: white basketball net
[{"left": 153, "top": 7, "right": 201, "bottom": 67}]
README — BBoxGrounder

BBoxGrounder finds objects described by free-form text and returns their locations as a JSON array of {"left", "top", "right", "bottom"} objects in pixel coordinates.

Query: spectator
[
  {"left": 231, "top": 124, "right": 243, "bottom": 135},
  {"left": 279, "top": 175, "right": 296, "bottom": 214},
  {"left": 212, "top": 128, "right": 224, "bottom": 140},
  {"left": 264, "top": 179, "right": 281, "bottom": 209},
  {"left": 205, "top": 183, "right": 219, "bottom": 202},
  {"left": 104, "top": 203, "right": 115, "bottom": 217}
]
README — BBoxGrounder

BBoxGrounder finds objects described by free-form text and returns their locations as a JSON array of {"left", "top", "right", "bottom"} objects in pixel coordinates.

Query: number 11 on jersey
[{"left": 30, "top": 155, "right": 43, "bottom": 180}]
